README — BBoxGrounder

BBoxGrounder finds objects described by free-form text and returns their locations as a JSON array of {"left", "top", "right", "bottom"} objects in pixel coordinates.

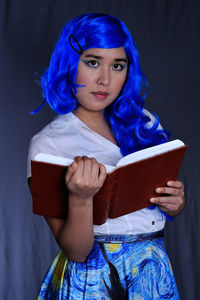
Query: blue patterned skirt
[{"left": 37, "top": 230, "right": 179, "bottom": 299}]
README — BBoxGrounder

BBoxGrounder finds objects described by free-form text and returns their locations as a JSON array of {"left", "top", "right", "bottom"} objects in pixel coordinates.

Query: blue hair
[{"left": 39, "top": 13, "right": 170, "bottom": 156}]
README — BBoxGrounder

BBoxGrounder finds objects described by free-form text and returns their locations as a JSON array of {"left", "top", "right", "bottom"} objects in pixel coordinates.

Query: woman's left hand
[{"left": 150, "top": 180, "right": 185, "bottom": 217}]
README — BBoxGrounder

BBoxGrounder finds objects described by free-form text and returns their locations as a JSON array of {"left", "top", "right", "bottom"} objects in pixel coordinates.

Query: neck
[
  {"left": 73, "top": 107, "right": 117, "bottom": 146},
  {"left": 73, "top": 107, "right": 107, "bottom": 128}
]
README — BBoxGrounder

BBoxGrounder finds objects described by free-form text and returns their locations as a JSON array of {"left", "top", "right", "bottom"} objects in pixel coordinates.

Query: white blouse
[{"left": 27, "top": 111, "right": 166, "bottom": 235}]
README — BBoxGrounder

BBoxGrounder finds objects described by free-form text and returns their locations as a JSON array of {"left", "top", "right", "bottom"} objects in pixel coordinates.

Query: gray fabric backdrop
[{"left": 0, "top": 0, "right": 199, "bottom": 299}]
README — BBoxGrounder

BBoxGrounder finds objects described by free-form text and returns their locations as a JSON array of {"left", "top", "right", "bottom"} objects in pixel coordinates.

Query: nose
[{"left": 97, "top": 66, "right": 110, "bottom": 86}]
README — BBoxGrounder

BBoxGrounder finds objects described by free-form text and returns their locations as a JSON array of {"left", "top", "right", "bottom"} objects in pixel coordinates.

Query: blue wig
[{"left": 40, "top": 13, "right": 170, "bottom": 156}]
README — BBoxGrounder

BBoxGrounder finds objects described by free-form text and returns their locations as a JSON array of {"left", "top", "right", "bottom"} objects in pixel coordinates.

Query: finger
[
  {"left": 74, "top": 156, "right": 82, "bottom": 162},
  {"left": 97, "top": 164, "right": 107, "bottom": 186},
  {"left": 73, "top": 157, "right": 84, "bottom": 178},
  {"left": 150, "top": 197, "right": 180, "bottom": 212},
  {"left": 155, "top": 186, "right": 184, "bottom": 196},
  {"left": 166, "top": 180, "right": 184, "bottom": 189},
  {"left": 158, "top": 204, "right": 177, "bottom": 213},
  {"left": 90, "top": 158, "right": 100, "bottom": 181},
  {"left": 150, "top": 196, "right": 183, "bottom": 206},
  {"left": 82, "top": 157, "right": 93, "bottom": 180},
  {"left": 65, "top": 162, "right": 78, "bottom": 183}
]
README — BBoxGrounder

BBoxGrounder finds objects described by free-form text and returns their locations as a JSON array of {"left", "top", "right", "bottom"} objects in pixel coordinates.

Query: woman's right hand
[
  {"left": 65, "top": 156, "right": 107, "bottom": 203},
  {"left": 46, "top": 156, "right": 106, "bottom": 262}
]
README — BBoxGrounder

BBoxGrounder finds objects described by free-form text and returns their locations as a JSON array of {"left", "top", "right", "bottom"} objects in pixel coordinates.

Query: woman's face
[{"left": 75, "top": 47, "right": 128, "bottom": 114}]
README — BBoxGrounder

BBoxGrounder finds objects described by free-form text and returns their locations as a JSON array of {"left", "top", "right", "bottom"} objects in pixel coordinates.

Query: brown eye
[
  {"left": 112, "top": 63, "right": 126, "bottom": 71},
  {"left": 87, "top": 60, "right": 99, "bottom": 68}
]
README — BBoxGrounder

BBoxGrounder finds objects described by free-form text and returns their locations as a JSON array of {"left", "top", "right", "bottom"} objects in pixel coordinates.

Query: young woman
[{"left": 27, "top": 13, "right": 185, "bottom": 299}]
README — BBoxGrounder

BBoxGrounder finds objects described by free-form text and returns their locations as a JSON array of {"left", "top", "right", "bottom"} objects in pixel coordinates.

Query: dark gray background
[{"left": 0, "top": 0, "right": 199, "bottom": 299}]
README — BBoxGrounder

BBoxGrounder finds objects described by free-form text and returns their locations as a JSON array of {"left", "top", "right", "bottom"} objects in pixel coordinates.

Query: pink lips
[{"left": 92, "top": 91, "right": 109, "bottom": 99}]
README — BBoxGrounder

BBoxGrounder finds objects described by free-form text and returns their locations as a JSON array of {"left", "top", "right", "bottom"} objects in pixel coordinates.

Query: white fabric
[{"left": 27, "top": 110, "right": 166, "bottom": 235}]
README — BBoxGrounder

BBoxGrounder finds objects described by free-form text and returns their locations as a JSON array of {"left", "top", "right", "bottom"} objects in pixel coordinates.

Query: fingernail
[
  {"left": 150, "top": 198, "right": 155, "bottom": 203},
  {"left": 156, "top": 188, "right": 161, "bottom": 193}
]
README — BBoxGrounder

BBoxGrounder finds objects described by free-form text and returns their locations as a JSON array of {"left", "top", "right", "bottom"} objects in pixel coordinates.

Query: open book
[{"left": 31, "top": 139, "right": 188, "bottom": 225}]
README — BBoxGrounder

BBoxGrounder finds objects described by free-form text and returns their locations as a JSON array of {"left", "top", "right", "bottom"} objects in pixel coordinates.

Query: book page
[
  {"left": 33, "top": 153, "right": 74, "bottom": 166},
  {"left": 116, "top": 139, "right": 185, "bottom": 168},
  {"left": 33, "top": 139, "right": 185, "bottom": 173},
  {"left": 33, "top": 153, "right": 115, "bottom": 173}
]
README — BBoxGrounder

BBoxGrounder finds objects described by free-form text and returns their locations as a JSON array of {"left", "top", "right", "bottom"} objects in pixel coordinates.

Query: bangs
[{"left": 73, "top": 15, "right": 127, "bottom": 51}]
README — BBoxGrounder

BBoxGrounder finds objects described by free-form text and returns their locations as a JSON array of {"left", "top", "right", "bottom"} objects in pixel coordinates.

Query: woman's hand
[
  {"left": 48, "top": 156, "right": 107, "bottom": 262},
  {"left": 150, "top": 180, "right": 185, "bottom": 217},
  {"left": 65, "top": 156, "right": 107, "bottom": 203}
]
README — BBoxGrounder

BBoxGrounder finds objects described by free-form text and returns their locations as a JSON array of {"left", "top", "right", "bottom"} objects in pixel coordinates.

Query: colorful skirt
[{"left": 37, "top": 230, "right": 179, "bottom": 299}]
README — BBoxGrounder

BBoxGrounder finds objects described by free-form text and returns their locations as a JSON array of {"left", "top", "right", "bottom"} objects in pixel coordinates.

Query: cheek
[
  {"left": 76, "top": 72, "right": 91, "bottom": 97},
  {"left": 76, "top": 71, "right": 85, "bottom": 85},
  {"left": 76, "top": 64, "right": 93, "bottom": 86},
  {"left": 76, "top": 73, "right": 94, "bottom": 89},
  {"left": 114, "top": 75, "right": 127, "bottom": 93}
]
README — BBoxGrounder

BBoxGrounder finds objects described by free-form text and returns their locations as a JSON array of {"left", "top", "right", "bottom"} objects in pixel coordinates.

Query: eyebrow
[{"left": 84, "top": 54, "right": 127, "bottom": 63}]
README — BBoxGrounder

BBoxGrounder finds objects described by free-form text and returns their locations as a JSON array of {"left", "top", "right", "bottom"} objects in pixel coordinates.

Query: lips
[
  {"left": 92, "top": 91, "right": 109, "bottom": 99},
  {"left": 92, "top": 91, "right": 109, "bottom": 95}
]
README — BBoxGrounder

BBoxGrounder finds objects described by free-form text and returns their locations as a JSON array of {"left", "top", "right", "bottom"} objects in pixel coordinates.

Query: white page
[
  {"left": 33, "top": 153, "right": 73, "bottom": 166},
  {"left": 116, "top": 139, "right": 185, "bottom": 168},
  {"left": 33, "top": 139, "right": 184, "bottom": 173},
  {"left": 33, "top": 153, "right": 114, "bottom": 173}
]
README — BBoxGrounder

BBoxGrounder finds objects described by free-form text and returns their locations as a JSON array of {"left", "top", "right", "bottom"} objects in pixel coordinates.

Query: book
[{"left": 31, "top": 139, "right": 188, "bottom": 225}]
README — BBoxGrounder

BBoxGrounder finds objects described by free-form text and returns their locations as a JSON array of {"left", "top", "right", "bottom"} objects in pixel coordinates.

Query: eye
[
  {"left": 86, "top": 60, "right": 99, "bottom": 68},
  {"left": 112, "top": 63, "right": 126, "bottom": 71}
]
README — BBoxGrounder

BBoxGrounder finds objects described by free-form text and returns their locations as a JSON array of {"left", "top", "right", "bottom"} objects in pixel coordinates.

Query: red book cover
[{"left": 31, "top": 144, "right": 188, "bottom": 225}]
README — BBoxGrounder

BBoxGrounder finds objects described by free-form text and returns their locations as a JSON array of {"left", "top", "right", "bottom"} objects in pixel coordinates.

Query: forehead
[{"left": 81, "top": 47, "right": 127, "bottom": 59}]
